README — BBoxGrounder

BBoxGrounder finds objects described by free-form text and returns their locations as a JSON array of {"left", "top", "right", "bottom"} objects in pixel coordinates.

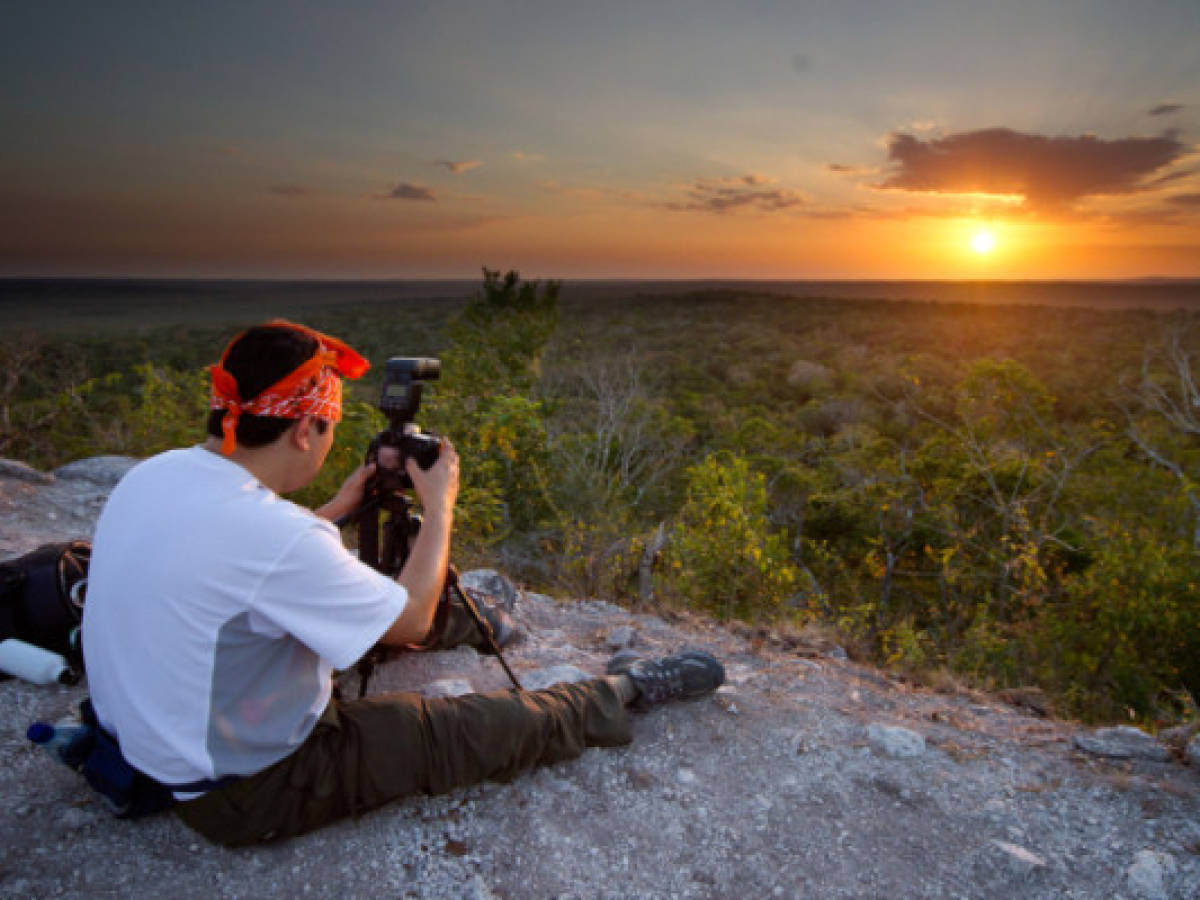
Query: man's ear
[{"left": 290, "top": 415, "right": 314, "bottom": 451}]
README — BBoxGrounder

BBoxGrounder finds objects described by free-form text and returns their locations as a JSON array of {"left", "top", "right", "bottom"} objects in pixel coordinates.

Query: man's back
[{"left": 82, "top": 446, "right": 404, "bottom": 789}]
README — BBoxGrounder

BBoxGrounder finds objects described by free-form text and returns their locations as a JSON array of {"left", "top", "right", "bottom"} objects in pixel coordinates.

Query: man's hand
[
  {"left": 315, "top": 461, "right": 377, "bottom": 523},
  {"left": 381, "top": 439, "right": 460, "bottom": 647},
  {"left": 406, "top": 438, "right": 459, "bottom": 523}
]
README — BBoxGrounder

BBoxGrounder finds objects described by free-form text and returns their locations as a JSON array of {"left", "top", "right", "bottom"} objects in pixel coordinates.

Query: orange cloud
[{"left": 876, "top": 128, "right": 1187, "bottom": 209}]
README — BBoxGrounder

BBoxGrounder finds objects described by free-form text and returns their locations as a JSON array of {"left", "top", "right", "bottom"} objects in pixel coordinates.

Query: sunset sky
[{"left": 2, "top": 1, "right": 1198, "bottom": 279}]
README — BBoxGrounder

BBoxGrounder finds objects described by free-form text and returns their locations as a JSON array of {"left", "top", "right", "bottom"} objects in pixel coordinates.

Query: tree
[
  {"left": 539, "top": 353, "right": 694, "bottom": 597},
  {"left": 1124, "top": 320, "right": 1200, "bottom": 550},
  {"left": 424, "top": 269, "right": 560, "bottom": 544}
]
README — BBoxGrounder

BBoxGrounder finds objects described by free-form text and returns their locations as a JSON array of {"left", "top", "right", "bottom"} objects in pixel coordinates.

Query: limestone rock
[
  {"left": 969, "top": 838, "right": 1050, "bottom": 892},
  {"left": 1126, "top": 849, "right": 1176, "bottom": 900},
  {"left": 53, "top": 456, "right": 139, "bottom": 487},
  {"left": 867, "top": 723, "right": 925, "bottom": 758},
  {"left": 459, "top": 569, "right": 519, "bottom": 612},
  {"left": 988, "top": 840, "right": 1048, "bottom": 878},
  {"left": 0, "top": 458, "right": 55, "bottom": 485},
  {"left": 422, "top": 678, "right": 474, "bottom": 699},
  {"left": 1186, "top": 732, "right": 1200, "bottom": 768},
  {"left": 520, "top": 664, "right": 591, "bottom": 691},
  {"left": 605, "top": 625, "right": 636, "bottom": 651},
  {"left": 1072, "top": 726, "right": 1169, "bottom": 762}
]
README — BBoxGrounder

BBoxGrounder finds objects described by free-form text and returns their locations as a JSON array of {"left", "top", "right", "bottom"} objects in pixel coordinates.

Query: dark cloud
[
  {"left": 1168, "top": 193, "right": 1200, "bottom": 206},
  {"left": 876, "top": 127, "right": 1187, "bottom": 208},
  {"left": 436, "top": 160, "right": 483, "bottom": 175},
  {"left": 268, "top": 184, "right": 313, "bottom": 197},
  {"left": 668, "top": 176, "right": 803, "bottom": 214},
  {"left": 790, "top": 53, "right": 811, "bottom": 75},
  {"left": 387, "top": 183, "right": 436, "bottom": 201},
  {"left": 1148, "top": 103, "right": 1183, "bottom": 117},
  {"left": 1147, "top": 168, "right": 1195, "bottom": 188}
]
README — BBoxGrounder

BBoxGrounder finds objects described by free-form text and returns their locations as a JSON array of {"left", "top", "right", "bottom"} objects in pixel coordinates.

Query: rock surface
[
  {"left": 2, "top": 458, "right": 1199, "bottom": 898},
  {"left": 1073, "top": 725, "right": 1171, "bottom": 762},
  {"left": 605, "top": 625, "right": 637, "bottom": 651},
  {"left": 0, "top": 456, "right": 139, "bottom": 560},
  {"left": 0, "top": 459, "right": 56, "bottom": 486},
  {"left": 53, "top": 456, "right": 140, "bottom": 487},
  {"left": 518, "top": 664, "right": 591, "bottom": 691},
  {"left": 867, "top": 723, "right": 926, "bottom": 758},
  {"left": 1128, "top": 849, "right": 1177, "bottom": 900}
]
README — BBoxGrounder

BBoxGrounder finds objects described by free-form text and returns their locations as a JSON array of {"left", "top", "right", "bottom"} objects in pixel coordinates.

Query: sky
[{"left": 2, "top": 0, "right": 1198, "bottom": 280}]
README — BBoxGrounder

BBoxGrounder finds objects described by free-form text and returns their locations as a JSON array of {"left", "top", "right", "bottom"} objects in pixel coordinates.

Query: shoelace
[{"left": 633, "top": 660, "right": 685, "bottom": 702}]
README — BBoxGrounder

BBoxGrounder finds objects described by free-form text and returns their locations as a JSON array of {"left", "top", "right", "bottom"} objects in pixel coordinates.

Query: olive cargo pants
[{"left": 176, "top": 600, "right": 632, "bottom": 846}]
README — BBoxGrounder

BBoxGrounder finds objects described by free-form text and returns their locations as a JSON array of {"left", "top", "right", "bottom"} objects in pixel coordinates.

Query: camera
[
  {"left": 352, "top": 354, "right": 523, "bottom": 696},
  {"left": 371, "top": 356, "right": 442, "bottom": 489}
]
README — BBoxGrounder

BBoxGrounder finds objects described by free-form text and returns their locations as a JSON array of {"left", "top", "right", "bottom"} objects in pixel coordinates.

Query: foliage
[
  {"left": 8, "top": 282, "right": 1200, "bottom": 724},
  {"left": 21, "top": 364, "right": 210, "bottom": 465},
  {"left": 1123, "top": 318, "right": 1200, "bottom": 550},
  {"left": 423, "top": 269, "right": 560, "bottom": 544},
  {"left": 662, "top": 453, "right": 797, "bottom": 621},
  {"left": 539, "top": 352, "right": 694, "bottom": 597},
  {"left": 1035, "top": 519, "right": 1199, "bottom": 721},
  {"left": 0, "top": 333, "right": 93, "bottom": 466}
]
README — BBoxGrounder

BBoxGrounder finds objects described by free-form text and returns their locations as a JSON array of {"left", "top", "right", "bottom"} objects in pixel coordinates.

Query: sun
[{"left": 970, "top": 228, "right": 996, "bottom": 255}]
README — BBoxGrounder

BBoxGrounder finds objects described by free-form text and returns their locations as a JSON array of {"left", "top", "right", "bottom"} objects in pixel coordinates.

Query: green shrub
[
  {"left": 662, "top": 453, "right": 797, "bottom": 620},
  {"left": 1036, "top": 521, "right": 1199, "bottom": 721}
]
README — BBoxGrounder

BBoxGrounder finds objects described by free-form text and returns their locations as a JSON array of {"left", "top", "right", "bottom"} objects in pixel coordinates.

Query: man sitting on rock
[{"left": 81, "top": 320, "right": 724, "bottom": 846}]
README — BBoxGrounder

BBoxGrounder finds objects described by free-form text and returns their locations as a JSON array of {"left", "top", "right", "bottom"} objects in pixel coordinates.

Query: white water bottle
[{"left": 0, "top": 638, "right": 77, "bottom": 685}]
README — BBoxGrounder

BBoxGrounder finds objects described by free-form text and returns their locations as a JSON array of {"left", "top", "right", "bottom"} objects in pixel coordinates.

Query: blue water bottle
[{"left": 27, "top": 720, "right": 94, "bottom": 769}]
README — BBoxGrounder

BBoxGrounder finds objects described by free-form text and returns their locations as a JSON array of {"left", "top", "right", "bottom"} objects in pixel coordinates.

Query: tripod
[{"left": 353, "top": 470, "right": 523, "bottom": 698}]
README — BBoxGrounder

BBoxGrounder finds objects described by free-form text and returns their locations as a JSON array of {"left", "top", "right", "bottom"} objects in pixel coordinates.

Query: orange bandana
[{"left": 209, "top": 320, "right": 369, "bottom": 456}]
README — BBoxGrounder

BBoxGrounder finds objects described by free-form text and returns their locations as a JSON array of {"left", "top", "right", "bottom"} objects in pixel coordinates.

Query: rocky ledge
[{"left": 1, "top": 458, "right": 1198, "bottom": 898}]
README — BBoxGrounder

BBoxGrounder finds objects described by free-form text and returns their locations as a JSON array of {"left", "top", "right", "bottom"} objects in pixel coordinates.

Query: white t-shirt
[{"left": 82, "top": 446, "right": 406, "bottom": 789}]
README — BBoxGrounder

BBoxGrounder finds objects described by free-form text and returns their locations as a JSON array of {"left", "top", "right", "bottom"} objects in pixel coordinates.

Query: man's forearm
[
  {"left": 314, "top": 497, "right": 349, "bottom": 523},
  {"left": 381, "top": 510, "right": 452, "bottom": 645}
]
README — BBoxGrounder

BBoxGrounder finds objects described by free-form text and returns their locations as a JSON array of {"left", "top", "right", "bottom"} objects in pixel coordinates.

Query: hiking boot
[
  {"left": 475, "top": 599, "right": 518, "bottom": 654},
  {"left": 606, "top": 649, "right": 725, "bottom": 710},
  {"left": 413, "top": 587, "right": 520, "bottom": 654}
]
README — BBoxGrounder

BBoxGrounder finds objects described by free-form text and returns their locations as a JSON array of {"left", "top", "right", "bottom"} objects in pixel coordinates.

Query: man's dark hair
[{"left": 206, "top": 324, "right": 328, "bottom": 448}]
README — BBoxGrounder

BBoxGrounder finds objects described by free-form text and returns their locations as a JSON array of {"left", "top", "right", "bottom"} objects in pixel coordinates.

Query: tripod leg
[
  {"left": 355, "top": 655, "right": 376, "bottom": 699},
  {"left": 445, "top": 568, "right": 523, "bottom": 691}
]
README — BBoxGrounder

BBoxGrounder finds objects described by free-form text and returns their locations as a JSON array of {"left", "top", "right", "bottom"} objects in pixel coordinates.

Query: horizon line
[{"left": 3, "top": 274, "right": 1200, "bottom": 286}]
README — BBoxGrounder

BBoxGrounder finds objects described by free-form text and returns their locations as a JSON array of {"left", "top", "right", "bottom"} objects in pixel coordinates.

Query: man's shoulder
[{"left": 120, "top": 446, "right": 210, "bottom": 481}]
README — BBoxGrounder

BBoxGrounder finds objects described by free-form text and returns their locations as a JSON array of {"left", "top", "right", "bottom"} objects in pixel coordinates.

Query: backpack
[{"left": 0, "top": 540, "right": 91, "bottom": 668}]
